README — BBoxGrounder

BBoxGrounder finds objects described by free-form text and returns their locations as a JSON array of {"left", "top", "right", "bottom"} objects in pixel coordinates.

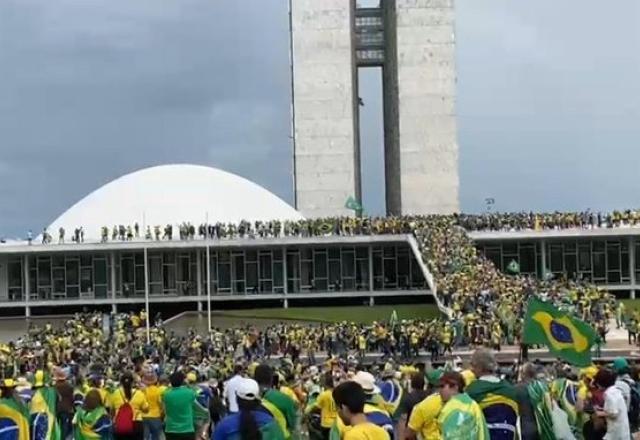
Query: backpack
[
  {"left": 113, "top": 391, "right": 135, "bottom": 435},
  {"left": 623, "top": 378, "right": 640, "bottom": 429}
]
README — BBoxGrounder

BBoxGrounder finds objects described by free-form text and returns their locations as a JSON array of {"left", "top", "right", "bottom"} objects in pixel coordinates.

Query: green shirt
[
  {"left": 163, "top": 386, "right": 196, "bottom": 433},
  {"left": 264, "top": 389, "right": 298, "bottom": 435}
]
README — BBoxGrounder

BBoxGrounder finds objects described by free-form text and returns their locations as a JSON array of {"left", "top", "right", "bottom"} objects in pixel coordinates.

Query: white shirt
[
  {"left": 224, "top": 374, "right": 244, "bottom": 413},
  {"left": 615, "top": 378, "right": 631, "bottom": 409},
  {"left": 603, "top": 386, "right": 631, "bottom": 440}
]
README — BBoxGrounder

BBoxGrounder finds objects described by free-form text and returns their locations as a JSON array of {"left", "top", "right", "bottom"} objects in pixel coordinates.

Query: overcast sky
[{"left": 1, "top": 0, "right": 639, "bottom": 237}]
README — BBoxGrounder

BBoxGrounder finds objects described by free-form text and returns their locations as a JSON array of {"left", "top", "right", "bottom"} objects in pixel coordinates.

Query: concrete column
[
  {"left": 368, "top": 245, "right": 374, "bottom": 292},
  {"left": 111, "top": 304, "right": 117, "bottom": 314},
  {"left": 110, "top": 252, "right": 117, "bottom": 300},
  {"left": 282, "top": 247, "right": 288, "bottom": 295},
  {"left": 143, "top": 247, "right": 150, "bottom": 343},
  {"left": 206, "top": 245, "right": 211, "bottom": 331},
  {"left": 23, "top": 255, "right": 29, "bottom": 303},
  {"left": 196, "top": 249, "right": 203, "bottom": 298},
  {"left": 25, "top": 306, "right": 31, "bottom": 318},
  {"left": 629, "top": 237, "right": 636, "bottom": 299},
  {"left": 283, "top": 298, "right": 289, "bottom": 309},
  {"left": 369, "top": 296, "right": 375, "bottom": 307},
  {"left": 540, "top": 240, "right": 547, "bottom": 279},
  {"left": 197, "top": 301, "right": 203, "bottom": 312}
]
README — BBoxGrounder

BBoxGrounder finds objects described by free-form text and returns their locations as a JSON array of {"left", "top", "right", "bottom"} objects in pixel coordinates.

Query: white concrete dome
[{"left": 46, "top": 164, "right": 303, "bottom": 242}]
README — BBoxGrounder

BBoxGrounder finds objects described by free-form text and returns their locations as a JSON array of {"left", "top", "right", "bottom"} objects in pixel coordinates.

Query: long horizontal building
[
  {"left": 1, "top": 164, "right": 637, "bottom": 317},
  {"left": 0, "top": 234, "right": 433, "bottom": 317},
  {"left": 0, "top": 165, "right": 436, "bottom": 317}
]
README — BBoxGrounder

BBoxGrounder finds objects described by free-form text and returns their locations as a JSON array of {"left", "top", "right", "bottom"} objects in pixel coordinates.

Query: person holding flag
[
  {"left": 73, "top": 389, "right": 112, "bottom": 440},
  {"left": 29, "top": 369, "right": 61, "bottom": 440},
  {"left": 0, "top": 378, "right": 30, "bottom": 440},
  {"left": 344, "top": 197, "right": 363, "bottom": 217},
  {"left": 466, "top": 349, "right": 519, "bottom": 440},
  {"left": 437, "top": 372, "right": 489, "bottom": 440},
  {"left": 517, "top": 363, "right": 554, "bottom": 440}
]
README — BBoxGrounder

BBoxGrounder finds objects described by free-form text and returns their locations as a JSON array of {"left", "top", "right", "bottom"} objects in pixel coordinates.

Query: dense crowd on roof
[
  {"left": 19, "top": 208, "right": 640, "bottom": 246},
  {"left": 457, "top": 210, "right": 640, "bottom": 232}
]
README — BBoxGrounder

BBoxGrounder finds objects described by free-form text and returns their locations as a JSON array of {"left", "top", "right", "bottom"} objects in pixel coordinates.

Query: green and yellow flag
[
  {"left": 506, "top": 259, "right": 520, "bottom": 274},
  {"left": 30, "top": 386, "right": 61, "bottom": 440},
  {"left": 344, "top": 197, "right": 363, "bottom": 213},
  {"left": 523, "top": 297, "right": 597, "bottom": 366},
  {"left": 0, "top": 396, "right": 30, "bottom": 440}
]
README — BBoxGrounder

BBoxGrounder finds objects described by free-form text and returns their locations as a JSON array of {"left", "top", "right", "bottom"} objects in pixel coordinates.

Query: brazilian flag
[
  {"left": 0, "top": 397, "right": 30, "bottom": 440},
  {"left": 344, "top": 196, "right": 363, "bottom": 213},
  {"left": 30, "top": 387, "right": 61, "bottom": 440},
  {"left": 73, "top": 406, "right": 112, "bottom": 440},
  {"left": 523, "top": 297, "right": 597, "bottom": 366}
]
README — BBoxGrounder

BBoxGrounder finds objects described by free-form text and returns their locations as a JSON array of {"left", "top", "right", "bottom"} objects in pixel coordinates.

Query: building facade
[
  {"left": 290, "top": 0, "right": 459, "bottom": 217},
  {"left": 1, "top": 228, "right": 640, "bottom": 317},
  {"left": 471, "top": 228, "right": 640, "bottom": 298},
  {"left": 0, "top": 235, "right": 431, "bottom": 316}
]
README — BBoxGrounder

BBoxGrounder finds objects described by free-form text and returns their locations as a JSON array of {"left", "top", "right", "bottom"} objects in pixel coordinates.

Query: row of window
[
  {"left": 4, "top": 245, "right": 427, "bottom": 301},
  {"left": 476, "top": 238, "right": 640, "bottom": 284}
]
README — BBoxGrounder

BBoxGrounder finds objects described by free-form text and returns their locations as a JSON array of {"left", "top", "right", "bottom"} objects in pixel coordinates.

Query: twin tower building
[{"left": 291, "top": 0, "right": 459, "bottom": 217}]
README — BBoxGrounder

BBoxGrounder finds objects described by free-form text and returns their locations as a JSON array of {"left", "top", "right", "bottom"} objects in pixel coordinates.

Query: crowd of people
[
  {"left": 18, "top": 213, "right": 621, "bottom": 352},
  {"left": 17, "top": 208, "right": 640, "bottom": 247},
  {"left": 413, "top": 215, "right": 615, "bottom": 350},
  {"left": 457, "top": 210, "right": 640, "bottom": 232},
  {"left": 1, "top": 310, "right": 639, "bottom": 440}
]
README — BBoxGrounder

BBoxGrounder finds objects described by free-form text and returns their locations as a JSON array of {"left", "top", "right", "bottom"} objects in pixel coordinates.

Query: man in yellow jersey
[
  {"left": 306, "top": 372, "right": 338, "bottom": 439},
  {"left": 405, "top": 369, "right": 443, "bottom": 440},
  {"left": 332, "top": 381, "right": 390, "bottom": 440},
  {"left": 141, "top": 370, "right": 165, "bottom": 440}
]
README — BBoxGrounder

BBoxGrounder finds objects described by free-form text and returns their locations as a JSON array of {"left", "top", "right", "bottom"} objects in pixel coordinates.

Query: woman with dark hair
[
  {"left": 108, "top": 372, "right": 148, "bottom": 440},
  {"left": 73, "top": 389, "right": 112, "bottom": 439},
  {"left": 594, "top": 368, "right": 631, "bottom": 440},
  {"left": 437, "top": 372, "right": 489, "bottom": 440},
  {"left": 213, "top": 378, "right": 284, "bottom": 440}
]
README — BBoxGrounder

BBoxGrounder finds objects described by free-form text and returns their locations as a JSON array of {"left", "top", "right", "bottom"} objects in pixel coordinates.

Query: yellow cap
[
  {"left": 34, "top": 370, "right": 45, "bottom": 387},
  {"left": 2, "top": 378, "right": 16, "bottom": 388},
  {"left": 580, "top": 366, "right": 598, "bottom": 380},
  {"left": 186, "top": 372, "right": 197, "bottom": 384}
]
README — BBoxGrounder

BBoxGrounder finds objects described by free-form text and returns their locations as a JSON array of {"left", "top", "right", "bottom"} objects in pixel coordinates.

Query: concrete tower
[{"left": 290, "top": 0, "right": 459, "bottom": 217}]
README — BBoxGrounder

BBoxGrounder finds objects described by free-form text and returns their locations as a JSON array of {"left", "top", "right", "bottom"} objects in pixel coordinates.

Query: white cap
[
  {"left": 353, "top": 371, "right": 380, "bottom": 395},
  {"left": 236, "top": 378, "right": 260, "bottom": 401}
]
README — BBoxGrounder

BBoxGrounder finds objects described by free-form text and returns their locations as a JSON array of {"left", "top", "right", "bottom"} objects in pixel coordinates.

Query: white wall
[
  {"left": 292, "top": 0, "right": 359, "bottom": 217},
  {"left": 395, "top": 0, "right": 459, "bottom": 214}
]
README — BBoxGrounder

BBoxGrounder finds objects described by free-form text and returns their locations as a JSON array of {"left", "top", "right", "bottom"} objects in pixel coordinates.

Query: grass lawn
[
  {"left": 215, "top": 304, "right": 441, "bottom": 324},
  {"left": 622, "top": 299, "right": 640, "bottom": 310}
]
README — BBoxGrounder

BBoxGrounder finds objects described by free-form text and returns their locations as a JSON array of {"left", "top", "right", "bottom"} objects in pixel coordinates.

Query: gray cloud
[{"left": 0, "top": 0, "right": 639, "bottom": 237}]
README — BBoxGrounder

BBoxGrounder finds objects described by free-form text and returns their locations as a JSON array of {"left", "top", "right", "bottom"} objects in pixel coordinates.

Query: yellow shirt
[
  {"left": 142, "top": 385, "right": 166, "bottom": 419},
  {"left": 108, "top": 388, "right": 149, "bottom": 421},
  {"left": 343, "top": 422, "right": 390, "bottom": 440},
  {"left": 407, "top": 393, "right": 443, "bottom": 440},
  {"left": 316, "top": 390, "right": 338, "bottom": 428}
]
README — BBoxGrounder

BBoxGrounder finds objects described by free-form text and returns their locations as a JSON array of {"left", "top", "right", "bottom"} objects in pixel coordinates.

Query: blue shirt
[{"left": 213, "top": 410, "right": 275, "bottom": 440}]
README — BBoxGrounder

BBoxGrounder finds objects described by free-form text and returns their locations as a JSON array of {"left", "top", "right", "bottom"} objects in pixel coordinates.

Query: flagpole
[
  {"left": 144, "top": 246, "right": 150, "bottom": 344},
  {"left": 206, "top": 243, "right": 211, "bottom": 333}
]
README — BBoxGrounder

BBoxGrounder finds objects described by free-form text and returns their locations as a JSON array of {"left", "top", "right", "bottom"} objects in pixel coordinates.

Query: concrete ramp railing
[{"left": 406, "top": 234, "right": 453, "bottom": 318}]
